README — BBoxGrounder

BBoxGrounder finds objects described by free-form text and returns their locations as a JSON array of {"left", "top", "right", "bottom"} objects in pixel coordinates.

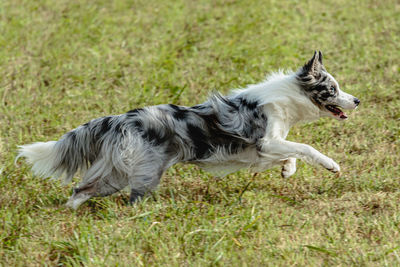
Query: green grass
[{"left": 1, "top": 0, "right": 399, "bottom": 265}]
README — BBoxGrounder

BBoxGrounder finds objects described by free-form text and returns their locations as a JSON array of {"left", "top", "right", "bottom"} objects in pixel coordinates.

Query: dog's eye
[{"left": 330, "top": 86, "right": 336, "bottom": 94}]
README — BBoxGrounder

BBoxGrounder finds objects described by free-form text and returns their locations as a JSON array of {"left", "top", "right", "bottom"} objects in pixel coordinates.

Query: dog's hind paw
[{"left": 129, "top": 189, "right": 144, "bottom": 204}]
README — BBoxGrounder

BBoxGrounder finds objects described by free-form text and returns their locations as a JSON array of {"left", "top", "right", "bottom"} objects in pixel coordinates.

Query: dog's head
[{"left": 297, "top": 51, "right": 360, "bottom": 120}]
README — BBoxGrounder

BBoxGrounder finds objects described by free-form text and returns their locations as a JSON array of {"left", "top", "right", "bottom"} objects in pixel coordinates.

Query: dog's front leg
[{"left": 258, "top": 139, "right": 340, "bottom": 173}]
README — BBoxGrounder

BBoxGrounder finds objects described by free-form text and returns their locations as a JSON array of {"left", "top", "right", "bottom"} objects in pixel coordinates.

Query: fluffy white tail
[{"left": 16, "top": 141, "right": 61, "bottom": 179}]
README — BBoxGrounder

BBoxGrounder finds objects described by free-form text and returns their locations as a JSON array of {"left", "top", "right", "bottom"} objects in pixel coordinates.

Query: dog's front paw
[
  {"left": 281, "top": 158, "right": 297, "bottom": 178},
  {"left": 322, "top": 157, "right": 340, "bottom": 173}
]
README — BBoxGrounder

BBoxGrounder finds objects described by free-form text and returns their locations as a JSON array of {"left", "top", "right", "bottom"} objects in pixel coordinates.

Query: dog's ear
[
  {"left": 302, "top": 51, "right": 323, "bottom": 78},
  {"left": 318, "top": 50, "right": 323, "bottom": 64}
]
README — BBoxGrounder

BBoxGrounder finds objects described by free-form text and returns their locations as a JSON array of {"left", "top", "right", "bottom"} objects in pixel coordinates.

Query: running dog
[{"left": 17, "top": 51, "right": 360, "bottom": 209}]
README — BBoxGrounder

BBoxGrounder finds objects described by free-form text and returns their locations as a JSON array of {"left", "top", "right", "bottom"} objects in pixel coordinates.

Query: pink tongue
[{"left": 339, "top": 112, "right": 347, "bottom": 119}]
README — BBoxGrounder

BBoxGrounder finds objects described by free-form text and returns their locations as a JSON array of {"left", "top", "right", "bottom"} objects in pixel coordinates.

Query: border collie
[{"left": 17, "top": 51, "right": 360, "bottom": 209}]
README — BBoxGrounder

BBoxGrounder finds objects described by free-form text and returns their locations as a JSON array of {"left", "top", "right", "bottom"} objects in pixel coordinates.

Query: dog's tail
[{"left": 16, "top": 117, "right": 112, "bottom": 184}]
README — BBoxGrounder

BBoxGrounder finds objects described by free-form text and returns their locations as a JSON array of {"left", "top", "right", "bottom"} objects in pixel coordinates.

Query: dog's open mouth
[{"left": 325, "top": 105, "right": 347, "bottom": 119}]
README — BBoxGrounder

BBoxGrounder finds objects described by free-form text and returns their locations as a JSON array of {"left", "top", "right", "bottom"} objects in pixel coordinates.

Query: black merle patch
[
  {"left": 188, "top": 112, "right": 252, "bottom": 159},
  {"left": 185, "top": 95, "right": 268, "bottom": 160},
  {"left": 93, "top": 116, "right": 112, "bottom": 141},
  {"left": 186, "top": 123, "right": 212, "bottom": 159},
  {"left": 320, "top": 92, "right": 332, "bottom": 100},
  {"left": 239, "top": 98, "right": 258, "bottom": 110},
  {"left": 312, "top": 96, "right": 322, "bottom": 107},
  {"left": 99, "top": 117, "right": 112, "bottom": 135},
  {"left": 320, "top": 75, "right": 328, "bottom": 83},
  {"left": 142, "top": 127, "right": 168, "bottom": 146},
  {"left": 132, "top": 119, "right": 143, "bottom": 129},
  {"left": 169, "top": 104, "right": 189, "bottom": 121},
  {"left": 168, "top": 104, "right": 181, "bottom": 111},
  {"left": 114, "top": 121, "right": 122, "bottom": 134}
]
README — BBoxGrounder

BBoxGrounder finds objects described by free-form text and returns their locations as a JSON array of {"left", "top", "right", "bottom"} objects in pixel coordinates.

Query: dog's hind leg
[
  {"left": 128, "top": 163, "right": 165, "bottom": 204},
  {"left": 281, "top": 158, "right": 297, "bottom": 178}
]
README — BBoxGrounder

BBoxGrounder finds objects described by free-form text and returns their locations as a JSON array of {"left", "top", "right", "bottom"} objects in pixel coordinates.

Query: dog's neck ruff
[{"left": 232, "top": 71, "right": 321, "bottom": 128}]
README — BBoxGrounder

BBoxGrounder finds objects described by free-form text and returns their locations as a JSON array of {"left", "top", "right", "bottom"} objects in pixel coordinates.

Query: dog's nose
[{"left": 354, "top": 98, "right": 360, "bottom": 106}]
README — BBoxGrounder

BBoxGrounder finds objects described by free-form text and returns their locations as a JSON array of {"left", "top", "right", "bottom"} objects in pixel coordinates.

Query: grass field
[{"left": 1, "top": 0, "right": 399, "bottom": 265}]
